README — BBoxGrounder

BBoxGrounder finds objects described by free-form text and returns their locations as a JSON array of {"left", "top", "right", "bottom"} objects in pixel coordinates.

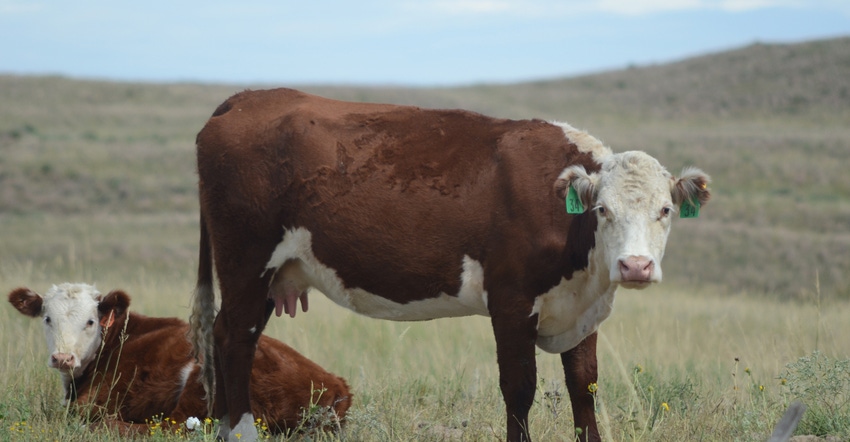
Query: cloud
[
  {"left": 426, "top": 0, "right": 514, "bottom": 14},
  {"left": 588, "top": 0, "right": 813, "bottom": 15},
  {"left": 0, "top": 0, "right": 44, "bottom": 14},
  {"left": 401, "top": 0, "right": 830, "bottom": 18},
  {"left": 593, "top": 0, "right": 703, "bottom": 15}
]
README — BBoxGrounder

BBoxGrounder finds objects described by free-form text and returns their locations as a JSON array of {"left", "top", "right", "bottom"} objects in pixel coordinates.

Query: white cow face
[
  {"left": 7, "top": 283, "right": 128, "bottom": 379},
  {"left": 555, "top": 151, "right": 711, "bottom": 289}
]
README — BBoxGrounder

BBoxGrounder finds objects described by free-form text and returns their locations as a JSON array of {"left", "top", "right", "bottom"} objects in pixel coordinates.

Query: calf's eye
[{"left": 86, "top": 319, "right": 95, "bottom": 327}]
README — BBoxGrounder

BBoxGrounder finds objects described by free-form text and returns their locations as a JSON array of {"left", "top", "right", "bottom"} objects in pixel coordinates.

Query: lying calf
[{"left": 8, "top": 283, "right": 351, "bottom": 434}]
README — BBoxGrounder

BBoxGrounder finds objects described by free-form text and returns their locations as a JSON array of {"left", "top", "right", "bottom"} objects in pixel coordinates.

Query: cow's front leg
[
  {"left": 490, "top": 300, "right": 539, "bottom": 442},
  {"left": 561, "top": 332, "right": 600, "bottom": 442}
]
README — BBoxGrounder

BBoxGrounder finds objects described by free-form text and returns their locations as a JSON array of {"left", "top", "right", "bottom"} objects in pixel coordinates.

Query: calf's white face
[
  {"left": 8, "top": 283, "right": 107, "bottom": 378},
  {"left": 556, "top": 151, "right": 711, "bottom": 289}
]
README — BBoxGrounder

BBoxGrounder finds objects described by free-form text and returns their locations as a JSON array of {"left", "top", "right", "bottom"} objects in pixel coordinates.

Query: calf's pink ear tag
[
  {"left": 680, "top": 199, "right": 700, "bottom": 218},
  {"left": 100, "top": 311, "right": 115, "bottom": 328},
  {"left": 566, "top": 186, "right": 585, "bottom": 214}
]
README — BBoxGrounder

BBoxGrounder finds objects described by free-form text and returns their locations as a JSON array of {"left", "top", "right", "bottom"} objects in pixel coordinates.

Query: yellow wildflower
[
  {"left": 661, "top": 402, "right": 669, "bottom": 412},
  {"left": 588, "top": 382, "right": 598, "bottom": 393}
]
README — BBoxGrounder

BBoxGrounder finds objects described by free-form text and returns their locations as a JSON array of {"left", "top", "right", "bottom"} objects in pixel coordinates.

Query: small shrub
[{"left": 781, "top": 350, "right": 850, "bottom": 438}]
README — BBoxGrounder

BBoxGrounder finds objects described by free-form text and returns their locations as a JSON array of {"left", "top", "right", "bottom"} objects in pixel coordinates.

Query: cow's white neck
[{"left": 532, "top": 244, "right": 617, "bottom": 354}]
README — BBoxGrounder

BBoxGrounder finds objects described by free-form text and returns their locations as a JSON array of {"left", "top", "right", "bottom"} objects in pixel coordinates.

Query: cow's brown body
[
  {"left": 9, "top": 286, "right": 351, "bottom": 435},
  {"left": 190, "top": 88, "right": 710, "bottom": 442}
]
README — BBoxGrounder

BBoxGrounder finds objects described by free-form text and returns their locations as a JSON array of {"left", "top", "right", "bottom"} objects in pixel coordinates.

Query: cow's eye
[
  {"left": 660, "top": 207, "right": 672, "bottom": 218},
  {"left": 86, "top": 319, "right": 95, "bottom": 328},
  {"left": 596, "top": 206, "right": 606, "bottom": 215},
  {"left": 44, "top": 316, "right": 52, "bottom": 325}
]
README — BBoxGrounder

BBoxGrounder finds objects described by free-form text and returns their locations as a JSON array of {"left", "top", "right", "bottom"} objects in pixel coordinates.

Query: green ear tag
[
  {"left": 566, "top": 186, "right": 585, "bottom": 214},
  {"left": 680, "top": 199, "right": 700, "bottom": 218}
]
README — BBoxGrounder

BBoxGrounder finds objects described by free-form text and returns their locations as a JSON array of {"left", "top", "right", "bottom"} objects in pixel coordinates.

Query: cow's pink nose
[
  {"left": 50, "top": 353, "right": 76, "bottom": 370},
  {"left": 618, "top": 256, "right": 654, "bottom": 282}
]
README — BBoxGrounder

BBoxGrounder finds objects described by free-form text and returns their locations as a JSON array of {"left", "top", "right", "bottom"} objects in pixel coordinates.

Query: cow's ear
[
  {"left": 97, "top": 290, "right": 131, "bottom": 320},
  {"left": 8, "top": 288, "right": 44, "bottom": 317},
  {"left": 672, "top": 167, "right": 711, "bottom": 208},
  {"left": 554, "top": 165, "right": 597, "bottom": 213}
]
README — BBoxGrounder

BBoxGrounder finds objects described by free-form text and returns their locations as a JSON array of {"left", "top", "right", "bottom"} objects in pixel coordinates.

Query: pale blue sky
[{"left": 1, "top": 0, "right": 848, "bottom": 86}]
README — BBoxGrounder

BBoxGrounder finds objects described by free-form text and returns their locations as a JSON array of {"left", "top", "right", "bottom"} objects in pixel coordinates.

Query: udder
[{"left": 268, "top": 259, "right": 310, "bottom": 318}]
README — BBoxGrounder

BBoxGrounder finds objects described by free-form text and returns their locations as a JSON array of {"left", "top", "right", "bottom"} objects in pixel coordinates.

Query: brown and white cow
[
  {"left": 188, "top": 88, "right": 711, "bottom": 442},
  {"left": 8, "top": 283, "right": 351, "bottom": 435}
]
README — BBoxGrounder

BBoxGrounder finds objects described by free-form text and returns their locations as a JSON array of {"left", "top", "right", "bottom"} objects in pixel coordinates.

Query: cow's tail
[{"left": 189, "top": 212, "right": 216, "bottom": 416}]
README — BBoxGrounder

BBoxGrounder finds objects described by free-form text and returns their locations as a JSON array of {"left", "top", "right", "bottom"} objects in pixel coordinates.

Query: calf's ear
[
  {"left": 554, "top": 165, "right": 598, "bottom": 213},
  {"left": 8, "top": 288, "right": 43, "bottom": 317},
  {"left": 672, "top": 167, "right": 711, "bottom": 208},
  {"left": 97, "top": 290, "right": 131, "bottom": 322}
]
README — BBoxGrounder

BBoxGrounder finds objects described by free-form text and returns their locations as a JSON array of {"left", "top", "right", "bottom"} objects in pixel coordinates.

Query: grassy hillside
[
  {"left": 1, "top": 37, "right": 849, "bottom": 300},
  {"left": 316, "top": 36, "right": 850, "bottom": 119}
]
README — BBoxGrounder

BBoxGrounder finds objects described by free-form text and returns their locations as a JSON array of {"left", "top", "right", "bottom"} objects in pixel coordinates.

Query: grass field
[
  {"left": 3, "top": 264, "right": 848, "bottom": 441},
  {"left": 2, "top": 36, "right": 850, "bottom": 441}
]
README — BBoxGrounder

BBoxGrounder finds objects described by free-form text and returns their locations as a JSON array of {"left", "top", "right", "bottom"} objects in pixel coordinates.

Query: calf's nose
[
  {"left": 50, "top": 353, "right": 76, "bottom": 370},
  {"left": 618, "top": 256, "right": 654, "bottom": 282}
]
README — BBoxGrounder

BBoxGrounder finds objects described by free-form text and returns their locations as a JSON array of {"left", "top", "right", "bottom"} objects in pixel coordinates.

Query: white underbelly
[
  {"left": 316, "top": 287, "right": 487, "bottom": 321},
  {"left": 265, "top": 227, "right": 490, "bottom": 321}
]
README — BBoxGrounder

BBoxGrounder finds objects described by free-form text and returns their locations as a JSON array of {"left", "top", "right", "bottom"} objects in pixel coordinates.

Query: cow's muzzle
[
  {"left": 618, "top": 255, "right": 655, "bottom": 286},
  {"left": 50, "top": 353, "right": 78, "bottom": 371}
]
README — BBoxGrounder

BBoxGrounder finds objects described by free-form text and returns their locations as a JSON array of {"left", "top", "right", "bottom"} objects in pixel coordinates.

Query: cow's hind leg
[
  {"left": 490, "top": 299, "right": 539, "bottom": 442},
  {"left": 212, "top": 313, "right": 233, "bottom": 438},
  {"left": 214, "top": 253, "right": 275, "bottom": 442},
  {"left": 561, "top": 332, "right": 600, "bottom": 442}
]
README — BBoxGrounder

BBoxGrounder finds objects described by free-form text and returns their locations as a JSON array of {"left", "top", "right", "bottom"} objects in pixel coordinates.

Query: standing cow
[
  {"left": 189, "top": 88, "right": 710, "bottom": 442},
  {"left": 8, "top": 283, "right": 351, "bottom": 435}
]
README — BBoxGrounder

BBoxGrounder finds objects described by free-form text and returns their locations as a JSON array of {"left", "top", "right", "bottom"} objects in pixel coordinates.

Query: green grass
[
  {"left": 2, "top": 36, "right": 850, "bottom": 440},
  {"left": 3, "top": 264, "right": 849, "bottom": 441}
]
